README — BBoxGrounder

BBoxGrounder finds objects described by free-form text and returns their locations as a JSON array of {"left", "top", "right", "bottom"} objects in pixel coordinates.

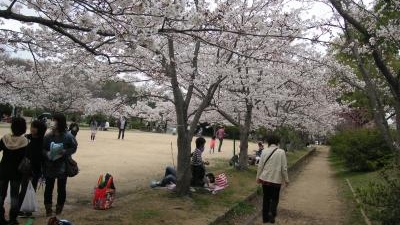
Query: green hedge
[{"left": 330, "top": 128, "right": 393, "bottom": 172}]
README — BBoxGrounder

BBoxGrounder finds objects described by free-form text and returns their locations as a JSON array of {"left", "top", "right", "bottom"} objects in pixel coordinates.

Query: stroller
[{"left": 93, "top": 173, "right": 116, "bottom": 210}]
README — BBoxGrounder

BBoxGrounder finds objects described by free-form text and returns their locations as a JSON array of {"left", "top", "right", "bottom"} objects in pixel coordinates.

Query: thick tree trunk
[
  {"left": 165, "top": 38, "right": 192, "bottom": 196},
  {"left": 238, "top": 103, "right": 253, "bottom": 170},
  {"left": 175, "top": 124, "right": 192, "bottom": 195}
]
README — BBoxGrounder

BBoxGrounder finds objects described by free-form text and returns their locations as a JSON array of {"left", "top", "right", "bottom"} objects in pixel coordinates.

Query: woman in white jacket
[{"left": 256, "top": 134, "right": 289, "bottom": 224}]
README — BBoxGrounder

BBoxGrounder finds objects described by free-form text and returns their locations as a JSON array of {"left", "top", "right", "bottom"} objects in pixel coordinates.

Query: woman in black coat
[
  {"left": 18, "top": 120, "right": 47, "bottom": 217},
  {"left": 0, "top": 117, "right": 28, "bottom": 225}
]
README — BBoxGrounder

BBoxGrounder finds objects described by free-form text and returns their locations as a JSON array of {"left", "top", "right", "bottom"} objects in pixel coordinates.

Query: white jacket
[{"left": 256, "top": 145, "right": 289, "bottom": 184}]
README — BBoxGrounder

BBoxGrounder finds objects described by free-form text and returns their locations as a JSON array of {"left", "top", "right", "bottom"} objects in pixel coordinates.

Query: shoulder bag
[{"left": 260, "top": 148, "right": 278, "bottom": 172}]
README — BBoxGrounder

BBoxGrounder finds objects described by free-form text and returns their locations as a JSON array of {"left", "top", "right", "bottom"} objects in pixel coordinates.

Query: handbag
[
  {"left": 66, "top": 157, "right": 79, "bottom": 177},
  {"left": 18, "top": 149, "right": 31, "bottom": 175}
]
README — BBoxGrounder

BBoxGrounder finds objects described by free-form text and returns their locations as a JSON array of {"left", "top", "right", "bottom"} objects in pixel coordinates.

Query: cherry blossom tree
[{"left": 0, "top": 0, "right": 347, "bottom": 195}]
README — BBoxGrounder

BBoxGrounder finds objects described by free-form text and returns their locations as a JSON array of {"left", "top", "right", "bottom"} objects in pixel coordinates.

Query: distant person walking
[
  {"left": 43, "top": 113, "right": 77, "bottom": 217},
  {"left": 256, "top": 134, "right": 289, "bottom": 224},
  {"left": 68, "top": 117, "right": 79, "bottom": 137},
  {"left": 0, "top": 117, "right": 28, "bottom": 225},
  {"left": 117, "top": 117, "right": 127, "bottom": 140},
  {"left": 216, "top": 126, "right": 225, "bottom": 152},
  {"left": 90, "top": 119, "right": 98, "bottom": 141}
]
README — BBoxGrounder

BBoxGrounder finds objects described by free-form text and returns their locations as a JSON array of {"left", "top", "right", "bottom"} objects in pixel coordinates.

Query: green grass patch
[
  {"left": 133, "top": 209, "right": 161, "bottom": 220},
  {"left": 231, "top": 201, "right": 256, "bottom": 216},
  {"left": 125, "top": 148, "right": 311, "bottom": 225},
  {"left": 287, "top": 148, "right": 310, "bottom": 166},
  {"left": 329, "top": 151, "right": 379, "bottom": 225}
]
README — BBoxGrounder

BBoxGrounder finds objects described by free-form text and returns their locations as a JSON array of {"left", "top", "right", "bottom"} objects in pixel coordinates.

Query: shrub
[
  {"left": 358, "top": 164, "right": 400, "bottom": 225},
  {"left": 224, "top": 125, "right": 240, "bottom": 140},
  {"left": 329, "top": 128, "right": 392, "bottom": 172}
]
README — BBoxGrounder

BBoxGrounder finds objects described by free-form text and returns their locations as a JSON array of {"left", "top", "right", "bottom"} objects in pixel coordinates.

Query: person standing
[
  {"left": 68, "top": 117, "right": 79, "bottom": 138},
  {"left": 191, "top": 137, "right": 209, "bottom": 187},
  {"left": 89, "top": 119, "right": 97, "bottom": 141},
  {"left": 0, "top": 117, "right": 28, "bottom": 225},
  {"left": 18, "top": 120, "right": 47, "bottom": 217},
  {"left": 209, "top": 136, "right": 216, "bottom": 154},
  {"left": 117, "top": 117, "right": 127, "bottom": 140},
  {"left": 256, "top": 134, "right": 289, "bottom": 224},
  {"left": 43, "top": 113, "right": 77, "bottom": 217},
  {"left": 216, "top": 126, "right": 225, "bottom": 152}
]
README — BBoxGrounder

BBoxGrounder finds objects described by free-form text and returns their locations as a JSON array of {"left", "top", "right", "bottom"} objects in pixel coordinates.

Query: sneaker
[
  {"left": 0, "top": 218, "right": 8, "bottom": 225},
  {"left": 8, "top": 219, "right": 19, "bottom": 225},
  {"left": 18, "top": 212, "right": 32, "bottom": 218},
  {"left": 150, "top": 181, "right": 160, "bottom": 188},
  {"left": 270, "top": 217, "right": 275, "bottom": 223}
]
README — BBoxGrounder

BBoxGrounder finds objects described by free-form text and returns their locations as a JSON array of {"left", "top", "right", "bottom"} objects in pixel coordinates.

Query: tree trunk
[{"left": 238, "top": 103, "right": 253, "bottom": 170}]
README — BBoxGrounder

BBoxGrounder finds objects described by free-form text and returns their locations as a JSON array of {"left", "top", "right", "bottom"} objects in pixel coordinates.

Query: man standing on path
[
  {"left": 256, "top": 134, "right": 289, "bottom": 224},
  {"left": 117, "top": 117, "right": 127, "bottom": 140},
  {"left": 216, "top": 126, "right": 225, "bottom": 152}
]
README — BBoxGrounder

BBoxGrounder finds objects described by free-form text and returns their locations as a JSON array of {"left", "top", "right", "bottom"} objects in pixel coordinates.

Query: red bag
[{"left": 93, "top": 174, "right": 115, "bottom": 210}]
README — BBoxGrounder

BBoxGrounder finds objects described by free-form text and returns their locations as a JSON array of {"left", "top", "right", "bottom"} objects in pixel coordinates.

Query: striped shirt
[{"left": 191, "top": 148, "right": 203, "bottom": 166}]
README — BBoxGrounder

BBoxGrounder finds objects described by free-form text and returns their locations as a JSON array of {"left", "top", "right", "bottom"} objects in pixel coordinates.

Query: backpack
[{"left": 93, "top": 173, "right": 116, "bottom": 210}]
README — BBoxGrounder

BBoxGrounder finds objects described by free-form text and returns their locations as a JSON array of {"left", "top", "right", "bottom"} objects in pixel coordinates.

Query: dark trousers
[
  {"left": 0, "top": 179, "right": 21, "bottom": 221},
  {"left": 118, "top": 129, "right": 125, "bottom": 139},
  {"left": 44, "top": 177, "right": 67, "bottom": 206},
  {"left": 262, "top": 184, "right": 281, "bottom": 222},
  {"left": 160, "top": 166, "right": 177, "bottom": 186},
  {"left": 218, "top": 138, "right": 224, "bottom": 152},
  {"left": 191, "top": 165, "right": 205, "bottom": 187}
]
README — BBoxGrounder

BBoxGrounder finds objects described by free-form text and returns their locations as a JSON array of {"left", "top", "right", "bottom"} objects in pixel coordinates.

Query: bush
[
  {"left": 329, "top": 128, "right": 392, "bottom": 172},
  {"left": 358, "top": 164, "right": 400, "bottom": 225},
  {"left": 224, "top": 125, "right": 240, "bottom": 140}
]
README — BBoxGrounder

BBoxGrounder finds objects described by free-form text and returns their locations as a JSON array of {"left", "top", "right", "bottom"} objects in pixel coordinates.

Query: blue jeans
[
  {"left": 160, "top": 166, "right": 176, "bottom": 186},
  {"left": 0, "top": 179, "right": 21, "bottom": 221}
]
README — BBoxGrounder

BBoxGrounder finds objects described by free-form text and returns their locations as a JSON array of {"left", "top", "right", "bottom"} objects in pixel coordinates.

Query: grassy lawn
[
  {"left": 128, "top": 148, "right": 312, "bottom": 225},
  {"left": 329, "top": 152, "right": 379, "bottom": 225},
  {"left": 286, "top": 148, "right": 311, "bottom": 166}
]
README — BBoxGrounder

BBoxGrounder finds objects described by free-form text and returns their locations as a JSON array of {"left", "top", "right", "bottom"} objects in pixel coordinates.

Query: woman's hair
[
  {"left": 206, "top": 173, "right": 215, "bottom": 183},
  {"left": 53, "top": 113, "right": 67, "bottom": 133},
  {"left": 266, "top": 134, "right": 280, "bottom": 146},
  {"left": 31, "top": 120, "right": 47, "bottom": 137},
  {"left": 212, "top": 135, "right": 216, "bottom": 139},
  {"left": 11, "top": 117, "right": 27, "bottom": 136},
  {"left": 195, "top": 137, "right": 206, "bottom": 148}
]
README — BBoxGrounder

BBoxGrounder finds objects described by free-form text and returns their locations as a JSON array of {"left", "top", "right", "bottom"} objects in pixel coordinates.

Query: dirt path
[{"left": 253, "top": 146, "right": 344, "bottom": 225}]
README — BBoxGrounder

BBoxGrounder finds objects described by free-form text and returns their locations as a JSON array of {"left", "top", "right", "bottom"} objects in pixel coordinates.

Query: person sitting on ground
[
  {"left": 255, "top": 142, "right": 264, "bottom": 164},
  {"left": 150, "top": 166, "right": 177, "bottom": 188},
  {"left": 191, "top": 137, "right": 209, "bottom": 187}
]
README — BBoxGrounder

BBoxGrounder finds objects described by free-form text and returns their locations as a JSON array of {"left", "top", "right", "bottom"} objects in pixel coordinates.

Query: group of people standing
[{"left": 0, "top": 114, "right": 78, "bottom": 225}]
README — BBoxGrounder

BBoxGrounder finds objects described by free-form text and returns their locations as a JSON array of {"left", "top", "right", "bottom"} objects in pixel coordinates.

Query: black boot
[
  {"left": 45, "top": 204, "right": 53, "bottom": 217},
  {"left": 55, "top": 204, "right": 64, "bottom": 215},
  {"left": 0, "top": 217, "right": 8, "bottom": 225}
]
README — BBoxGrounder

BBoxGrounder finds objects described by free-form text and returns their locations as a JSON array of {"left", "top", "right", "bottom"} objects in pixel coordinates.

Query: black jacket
[
  {"left": 26, "top": 134, "right": 44, "bottom": 169},
  {"left": 0, "top": 134, "right": 28, "bottom": 180}
]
